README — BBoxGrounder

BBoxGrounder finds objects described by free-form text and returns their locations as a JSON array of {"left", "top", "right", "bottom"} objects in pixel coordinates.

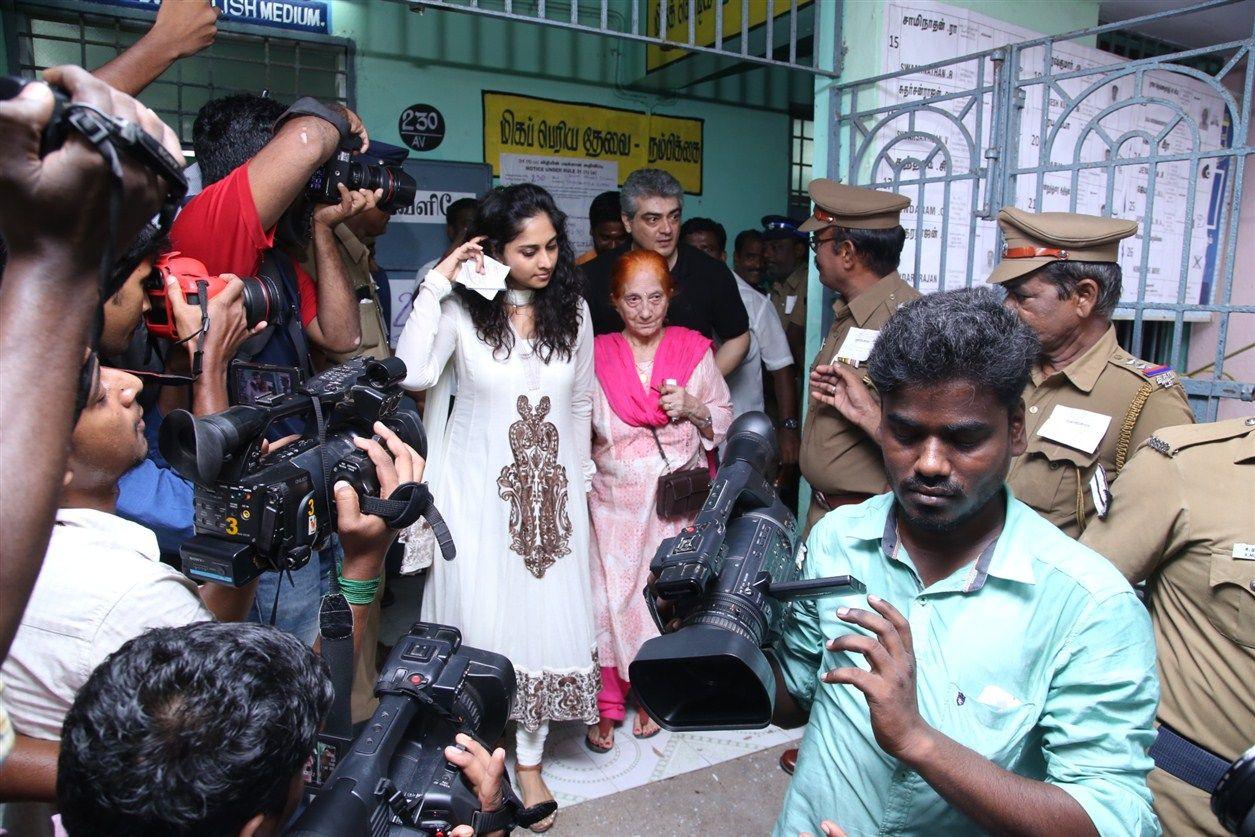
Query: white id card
[
  {"left": 1037, "top": 405, "right": 1112, "bottom": 455},
  {"left": 832, "top": 327, "right": 879, "bottom": 366},
  {"left": 784, "top": 295, "right": 798, "bottom": 315}
]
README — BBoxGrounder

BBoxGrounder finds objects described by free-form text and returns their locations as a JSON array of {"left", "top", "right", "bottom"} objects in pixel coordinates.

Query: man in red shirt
[{"left": 172, "top": 93, "right": 373, "bottom": 361}]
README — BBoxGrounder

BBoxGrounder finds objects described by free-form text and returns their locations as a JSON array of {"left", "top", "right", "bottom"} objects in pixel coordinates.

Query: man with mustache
[{"left": 771, "top": 288, "right": 1159, "bottom": 836}]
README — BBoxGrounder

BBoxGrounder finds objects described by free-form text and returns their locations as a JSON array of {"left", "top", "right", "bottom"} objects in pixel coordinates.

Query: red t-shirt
[{"left": 171, "top": 164, "right": 318, "bottom": 327}]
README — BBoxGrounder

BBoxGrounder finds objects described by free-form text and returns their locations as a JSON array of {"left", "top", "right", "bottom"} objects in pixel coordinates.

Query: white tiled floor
[
  {"left": 380, "top": 574, "right": 799, "bottom": 806},
  {"left": 503, "top": 715, "right": 800, "bottom": 806}
]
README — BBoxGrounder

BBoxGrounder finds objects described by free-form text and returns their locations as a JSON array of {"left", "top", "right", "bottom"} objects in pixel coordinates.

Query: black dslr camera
[
  {"left": 631, "top": 412, "right": 865, "bottom": 731},
  {"left": 307, "top": 151, "right": 418, "bottom": 213},
  {"left": 288, "top": 622, "right": 554, "bottom": 836},
  {"left": 159, "top": 357, "right": 451, "bottom": 587}
]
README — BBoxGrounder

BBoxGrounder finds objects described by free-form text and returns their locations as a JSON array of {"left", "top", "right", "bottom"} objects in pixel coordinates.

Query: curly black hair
[
  {"left": 453, "top": 183, "right": 583, "bottom": 363},
  {"left": 57, "top": 621, "right": 332, "bottom": 836}
]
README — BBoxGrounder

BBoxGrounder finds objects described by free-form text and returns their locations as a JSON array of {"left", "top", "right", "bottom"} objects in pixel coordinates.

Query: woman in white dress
[{"left": 395, "top": 184, "right": 597, "bottom": 831}]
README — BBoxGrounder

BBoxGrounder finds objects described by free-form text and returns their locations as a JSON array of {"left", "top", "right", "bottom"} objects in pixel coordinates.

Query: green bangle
[{"left": 336, "top": 567, "right": 381, "bottom": 606}]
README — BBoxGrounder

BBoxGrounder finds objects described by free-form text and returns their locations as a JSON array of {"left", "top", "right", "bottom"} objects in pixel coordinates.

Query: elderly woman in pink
[{"left": 586, "top": 248, "right": 733, "bottom": 752}]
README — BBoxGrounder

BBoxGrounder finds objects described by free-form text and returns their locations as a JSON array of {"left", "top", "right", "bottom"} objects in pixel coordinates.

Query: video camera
[
  {"left": 158, "top": 356, "right": 453, "bottom": 586},
  {"left": 630, "top": 412, "right": 865, "bottom": 731},
  {"left": 144, "top": 252, "right": 284, "bottom": 341},
  {"left": 307, "top": 151, "right": 417, "bottom": 213},
  {"left": 1214, "top": 744, "right": 1255, "bottom": 836},
  {"left": 288, "top": 622, "right": 554, "bottom": 836}
]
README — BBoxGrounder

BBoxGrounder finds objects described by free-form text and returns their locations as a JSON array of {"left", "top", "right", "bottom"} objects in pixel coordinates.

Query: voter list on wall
[{"left": 876, "top": 0, "right": 1228, "bottom": 313}]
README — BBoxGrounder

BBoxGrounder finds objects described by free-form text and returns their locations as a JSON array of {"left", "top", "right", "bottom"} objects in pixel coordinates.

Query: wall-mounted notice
[
  {"left": 500, "top": 155, "right": 619, "bottom": 254},
  {"left": 483, "top": 91, "right": 703, "bottom": 194},
  {"left": 873, "top": 0, "right": 1228, "bottom": 310}
]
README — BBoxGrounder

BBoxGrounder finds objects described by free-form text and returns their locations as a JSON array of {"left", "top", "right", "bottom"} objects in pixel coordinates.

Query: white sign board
[
  {"left": 499, "top": 154, "right": 619, "bottom": 254},
  {"left": 876, "top": 1, "right": 1228, "bottom": 312}
]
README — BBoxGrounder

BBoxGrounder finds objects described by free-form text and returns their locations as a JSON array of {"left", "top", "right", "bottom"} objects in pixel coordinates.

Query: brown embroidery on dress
[
  {"left": 511, "top": 651, "right": 602, "bottom": 732},
  {"left": 497, "top": 394, "right": 573, "bottom": 578}
]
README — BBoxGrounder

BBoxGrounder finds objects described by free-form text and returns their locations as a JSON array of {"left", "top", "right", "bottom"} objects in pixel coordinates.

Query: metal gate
[{"left": 832, "top": 0, "right": 1254, "bottom": 419}]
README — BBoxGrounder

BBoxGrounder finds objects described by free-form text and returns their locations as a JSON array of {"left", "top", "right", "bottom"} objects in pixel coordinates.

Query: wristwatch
[{"left": 781, "top": 418, "right": 800, "bottom": 431}]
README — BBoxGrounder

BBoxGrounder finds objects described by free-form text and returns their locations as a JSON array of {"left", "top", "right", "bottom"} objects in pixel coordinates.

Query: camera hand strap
[
  {"left": 317, "top": 592, "right": 355, "bottom": 740},
  {"left": 359, "top": 483, "right": 457, "bottom": 561}
]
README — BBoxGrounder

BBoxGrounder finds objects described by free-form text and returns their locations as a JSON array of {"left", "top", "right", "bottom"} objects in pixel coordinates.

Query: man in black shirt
[{"left": 581, "top": 169, "right": 750, "bottom": 375}]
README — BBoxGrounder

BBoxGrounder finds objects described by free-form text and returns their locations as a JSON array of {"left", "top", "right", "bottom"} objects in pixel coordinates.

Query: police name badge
[
  {"left": 785, "top": 295, "right": 798, "bottom": 315},
  {"left": 833, "top": 327, "right": 879, "bottom": 367},
  {"left": 1233, "top": 543, "right": 1255, "bottom": 560},
  {"left": 1037, "top": 405, "right": 1112, "bottom": 454}
]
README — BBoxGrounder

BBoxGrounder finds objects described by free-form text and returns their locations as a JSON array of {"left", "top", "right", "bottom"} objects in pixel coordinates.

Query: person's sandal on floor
[
  {"left": 585, "top": 718, "right": 616, "bottom": 754},
  {"left": 515, "top": 763, "right": 557, "bottom": 833}
]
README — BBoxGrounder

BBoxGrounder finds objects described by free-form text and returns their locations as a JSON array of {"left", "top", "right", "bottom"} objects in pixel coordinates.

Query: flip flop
[
  {"left": 584, "top": 732, "right": 613, "bottom": 754},
  {"left": 632, "top": 717, "right": 661, "bottom": 740}
]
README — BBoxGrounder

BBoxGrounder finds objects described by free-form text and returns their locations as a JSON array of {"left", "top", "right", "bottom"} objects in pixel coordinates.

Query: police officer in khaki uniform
[
  {"left": 989, "top": 207, "right": 1193, "bottom": 538},
  {"left": 797, "top": 180, "right": 917, "bottom": 534},
  {"left": 760, "top": 215, "right": 809, "bottom": 365},
  {"left": 1081, "top": 416, "right": 1255, "bottom": 837}
]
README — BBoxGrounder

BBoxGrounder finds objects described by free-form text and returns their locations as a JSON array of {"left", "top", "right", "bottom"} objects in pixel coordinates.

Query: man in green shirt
[{"left": 773, "top": 287, "right": 1159, "bottom": 836}]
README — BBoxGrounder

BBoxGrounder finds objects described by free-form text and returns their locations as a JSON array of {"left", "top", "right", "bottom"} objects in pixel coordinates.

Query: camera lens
[
  {"left": 239, "top": 274, "right": 284, "bottom": 329},
  {"left": 378, "top": 167, "right": 417, "bottom": 213}
]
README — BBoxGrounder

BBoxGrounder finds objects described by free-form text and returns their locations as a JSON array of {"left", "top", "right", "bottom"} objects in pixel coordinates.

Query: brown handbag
[{"left": 650, "top": 426, "right": 712, "bottom": 519}]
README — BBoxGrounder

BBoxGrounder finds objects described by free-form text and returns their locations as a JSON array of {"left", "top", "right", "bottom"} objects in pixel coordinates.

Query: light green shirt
[{"left": 773, "top": 490, "right": 1159, "bottom": 837}]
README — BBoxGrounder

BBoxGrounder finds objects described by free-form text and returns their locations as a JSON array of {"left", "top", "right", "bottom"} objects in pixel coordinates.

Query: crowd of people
[{"left": 0, "top": 4, "right": 1250, "bottom": 836}]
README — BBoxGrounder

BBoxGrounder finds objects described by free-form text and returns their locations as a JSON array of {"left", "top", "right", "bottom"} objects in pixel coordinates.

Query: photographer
[
  {"left": 0, "top": 354, "right": 414, "bottom": 803},
  {"left": 171, "top": 92, "right": 377, "bottom": 638},
  {"left": 55, "top": 620, "right": 508, "bottom": 837},
  {"left": 0, "top": 65, "right": 183, "bottom": 670},
  {"left": 99, "top": 225, "right": 264, "bottom": 555}
]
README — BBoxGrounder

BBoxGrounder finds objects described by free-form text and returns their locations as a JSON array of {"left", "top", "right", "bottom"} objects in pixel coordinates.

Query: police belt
[{"left": 1150, "top": 723, "right": 1232, "bottom": 792}]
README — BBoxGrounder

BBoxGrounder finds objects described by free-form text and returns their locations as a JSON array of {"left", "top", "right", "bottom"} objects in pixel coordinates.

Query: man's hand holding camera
[
  {"left": 314, "top": 181, "right": 382, "bottom": 230},
  {"left": 335, "top": 421, "right": 425, "bottom": 581},
  {"left": 444, "top": 733, "right": 509, "bottom": 837},
  {"left": 0, "top": 65, "right": 181, "bottom": 278}
]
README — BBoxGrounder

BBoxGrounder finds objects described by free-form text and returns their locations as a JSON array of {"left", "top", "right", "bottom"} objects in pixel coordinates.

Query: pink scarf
[{"left": 594, "top": 326, "right": 712, "bottom": 428}]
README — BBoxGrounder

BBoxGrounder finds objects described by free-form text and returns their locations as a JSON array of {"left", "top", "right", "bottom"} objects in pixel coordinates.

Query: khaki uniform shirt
[
  {"left": 770, "top": 264, "right": 808, "bottom": 332},
  {"left": 800, "top": 271, "right": 919, "bottom": 522},
  {"left": 300, "top": 224, "right": 392, "bottom": 366},
  {"left": 1081, "top": 417, "right": 1255, "bottom": 837},
  {"left": 1009, "top": 326, "right": 1194, "bottom": 538}
]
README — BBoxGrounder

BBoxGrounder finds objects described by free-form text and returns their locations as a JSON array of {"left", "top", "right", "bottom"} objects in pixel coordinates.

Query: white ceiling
[{"left": 1099, "top": 0, "right": 1255, "bottom": 49}]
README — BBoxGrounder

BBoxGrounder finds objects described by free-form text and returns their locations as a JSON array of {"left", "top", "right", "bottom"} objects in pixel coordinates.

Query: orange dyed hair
[{"left": 610, "top": 249, "right": 675, "bottom": 300}]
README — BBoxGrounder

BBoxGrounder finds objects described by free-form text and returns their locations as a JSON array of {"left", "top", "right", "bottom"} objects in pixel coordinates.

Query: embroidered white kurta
[{"left": 396, "top": 271, "right": 599, "bottom": 730}]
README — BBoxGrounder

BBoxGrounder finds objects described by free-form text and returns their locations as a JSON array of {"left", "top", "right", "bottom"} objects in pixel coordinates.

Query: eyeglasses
[{"left": 809, "top": 234, "right": 839, "bottom": 253}]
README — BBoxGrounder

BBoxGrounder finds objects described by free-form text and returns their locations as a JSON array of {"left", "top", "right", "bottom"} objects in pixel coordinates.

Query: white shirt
[
  {"left": 0, "top": 508, "right": 212, "bottom": 739},
  {"left": 725, "top": 274, "right": 794, "bottom": 417}
]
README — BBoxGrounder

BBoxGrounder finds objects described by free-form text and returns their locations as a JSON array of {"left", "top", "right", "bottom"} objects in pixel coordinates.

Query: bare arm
[
  {"left": 770, "top": 364, "right": 800, "bottom": 471},
  {"left": 304, "top": 186, "right": 376, "bottom": 354},
  {"left": 0, "top": 734, "right": 59, "bottom": 802},
  {"left": 246, "top": 108, "right": 368, "bottom": 232},
  {"left": 93, "top": 0, "right": 219, "bottom": 96},
  {"left": 712, "top": 331, "right": 749, "bottom": 376},
  {"left": 0, "top": 67, "right": 181, "bottom": 660}
]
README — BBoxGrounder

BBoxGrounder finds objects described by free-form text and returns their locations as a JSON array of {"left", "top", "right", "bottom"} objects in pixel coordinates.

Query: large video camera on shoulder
[
  {"left": 630, "top": 412, "right": 865, "bottom": 731},
  {"left": 158, "top": 356, "right": 452, "bottom": 586},
  {"left": 288, "top": 622, "right": 554, "bottom": 836}
]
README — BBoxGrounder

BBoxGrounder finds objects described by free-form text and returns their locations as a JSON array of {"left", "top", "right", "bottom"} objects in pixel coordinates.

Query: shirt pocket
[
  {"left": 1015, "top": 438, "right": 1099, "bottom": 524},
  {"left": 944, "top": 681, "right": 1040, "bottom": 764},
  {"left": 1207, "top": 548, "right": 1255, "bottom": 648}
]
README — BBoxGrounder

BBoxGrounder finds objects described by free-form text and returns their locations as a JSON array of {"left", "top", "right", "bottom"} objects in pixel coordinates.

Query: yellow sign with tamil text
[
  {"left": 646, "top": 0, "right": 815, "bottom": 71},
  {"left": 482, "top": 91, "right": 704, "bottom": 194}
]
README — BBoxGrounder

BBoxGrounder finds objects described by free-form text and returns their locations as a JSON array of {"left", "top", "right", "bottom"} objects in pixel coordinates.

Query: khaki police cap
[
  {"left": 798, "top": 179, "right": 910, "bottom": 232},
  {"left": 988, "top": 207, "right": 1138, "bottom": 285}
]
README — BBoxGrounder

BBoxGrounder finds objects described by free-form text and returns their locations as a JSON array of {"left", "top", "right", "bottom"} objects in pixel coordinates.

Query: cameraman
[
  {"left": 0, "top": 354, "right": 415, "bottom": 802},
  {"left": 171, "top": 92, "right": 377, "bottom": 638},
  {"left": 0, "top": 66, "right": 182, "bottom": 670},
  {"left": 56, "top": 620, "right": 509, "bottom": 837}
]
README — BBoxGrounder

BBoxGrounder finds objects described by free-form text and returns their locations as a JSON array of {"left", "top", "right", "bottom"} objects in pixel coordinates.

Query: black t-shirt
[{"left": 580, "top": 242, "right": 750, "bottom": 339}]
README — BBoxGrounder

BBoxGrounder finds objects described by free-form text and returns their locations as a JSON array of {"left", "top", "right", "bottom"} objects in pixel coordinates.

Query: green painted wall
[{"left": 328, "top": 0, "right": 794, "bottom": 244}]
